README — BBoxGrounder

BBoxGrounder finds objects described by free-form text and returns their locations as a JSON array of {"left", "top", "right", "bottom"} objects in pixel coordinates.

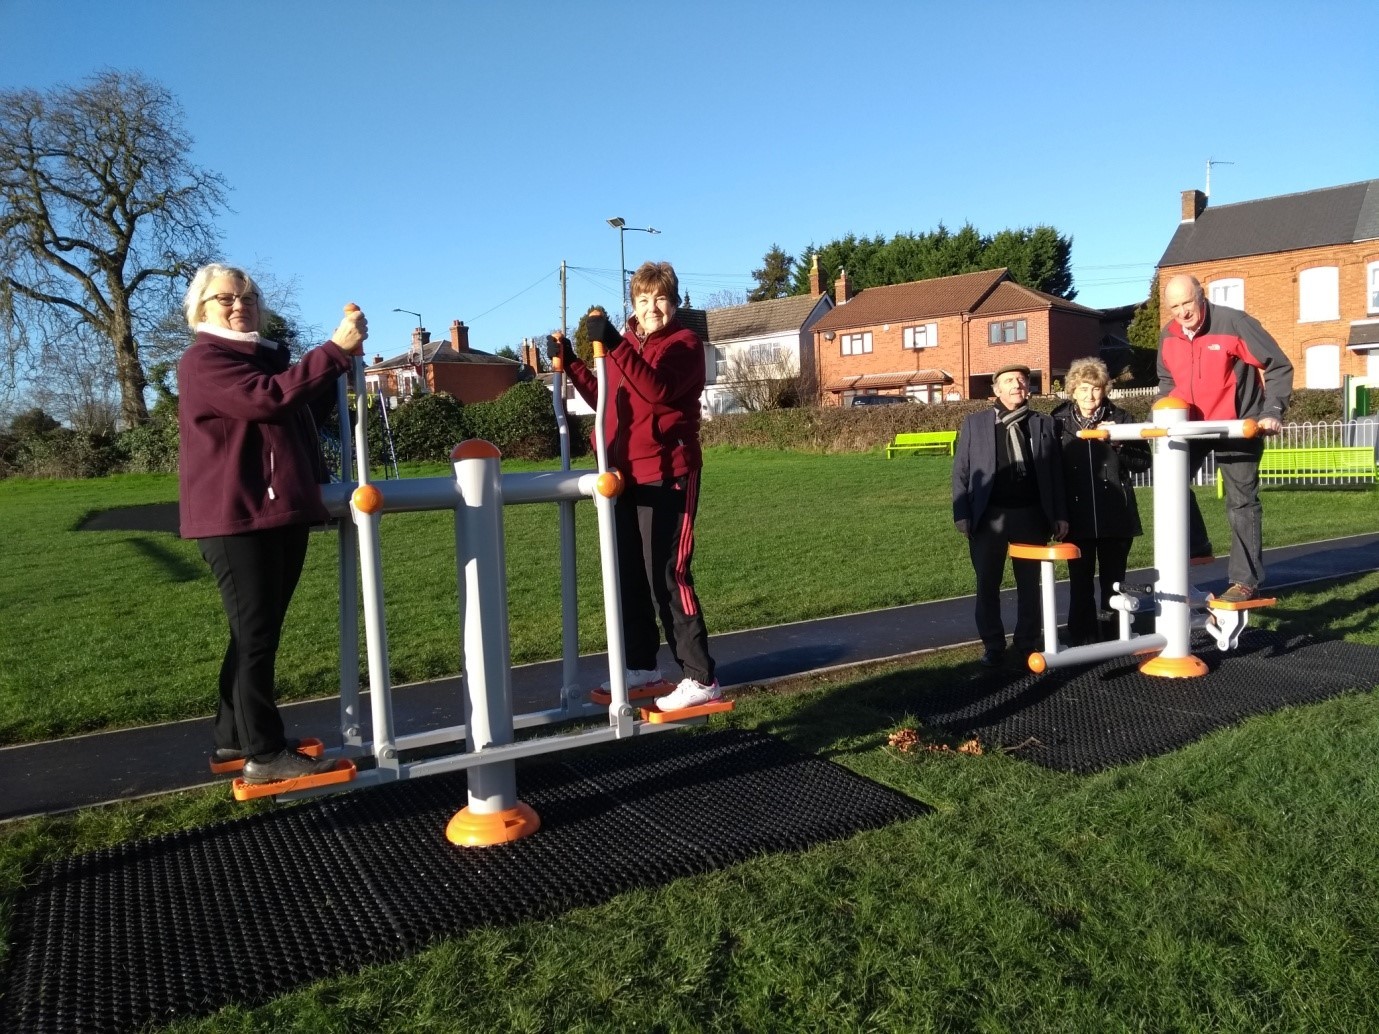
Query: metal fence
[{"left": 1124, "top": 419, "right": 1379, "bottom": 489}]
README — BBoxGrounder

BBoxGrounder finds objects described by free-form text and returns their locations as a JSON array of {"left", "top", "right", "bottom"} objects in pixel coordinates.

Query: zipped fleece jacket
[
  {"left": 1157, "top": 301, "right": 1293, "bottom": 423},
  {"left": 178, "top": 328, "right": 352, "bottom": 539},
  {"left": 565, "top": 316, "right": 705, "bottom": 485}
]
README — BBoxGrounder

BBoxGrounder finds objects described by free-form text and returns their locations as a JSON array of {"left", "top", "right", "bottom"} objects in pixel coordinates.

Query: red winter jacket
[
  {"left": 1156, "top": 302, "right": 1293, "bottom": 423},
  {"left": 565, "top": 315, "right": 705, "bottom": 485},
  {"left": 178, "top": 327, "right": 352, "bottom": 539}
]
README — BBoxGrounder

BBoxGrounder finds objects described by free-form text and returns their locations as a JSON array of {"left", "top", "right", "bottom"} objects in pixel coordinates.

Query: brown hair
[{"left": 627, "top": 261, "right": 680, "bottom": 306}]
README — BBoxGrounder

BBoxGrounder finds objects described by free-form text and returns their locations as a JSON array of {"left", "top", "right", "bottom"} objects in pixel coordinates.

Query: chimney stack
[
  {"left": 809, "top": 254, "right": 823, "bottom": 298},
  {"left": 450, "top": 319, "right": 470, "bottom": 353},
  {"left": 834, "top": 267, "right": 853, "bottom": 305},
  {"left": 1181, "top": 189, "right": 1207, "bottom": 223}
]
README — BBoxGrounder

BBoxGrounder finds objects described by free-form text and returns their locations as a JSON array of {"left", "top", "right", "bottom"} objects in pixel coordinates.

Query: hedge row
[{"left": 1, "top": 387, "right": 1368, "bottom": 479}]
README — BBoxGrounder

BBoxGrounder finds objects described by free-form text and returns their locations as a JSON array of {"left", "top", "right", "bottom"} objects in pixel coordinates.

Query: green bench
[
  {"left": 1216, "top": 445, "right": 1378, "bottom": 496},
  {"left": 886, "top": 430, "right": 957, "bottom": 458}
]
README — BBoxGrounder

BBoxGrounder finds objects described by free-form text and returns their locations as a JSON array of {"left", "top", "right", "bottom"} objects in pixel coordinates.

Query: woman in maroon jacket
[
  {"left": 558, "top": 262, "right": 719, "bottom": 711},
  {"left": 178, "top": 263, "right": 367, "bottom": 783}
]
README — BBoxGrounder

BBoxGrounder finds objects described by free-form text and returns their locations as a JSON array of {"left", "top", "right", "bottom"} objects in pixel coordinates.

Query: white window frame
[
  {"left": 903, "top": 322, "right": 939, "bottom": 350},
  {"left": 1304, "top": 343, "right": 1341, "bottom": 389},
  {"left": 841, "top": 331, "right": 873, "bottom": 356},
  {"left": 1298, "top": 266, "right": 1339, "bottom": 323},
  {"left": 1209, "top": 278, "right": 1245, "bottom": 311},
  {"left": 365, "top": 374, "right": 382, "bottom": 396},
  {"left": 1368, "top": 261, "right": 1379, "bottom": 315},
  {"left": 397, "top": 369, "right": 422, "bottom": 396}
]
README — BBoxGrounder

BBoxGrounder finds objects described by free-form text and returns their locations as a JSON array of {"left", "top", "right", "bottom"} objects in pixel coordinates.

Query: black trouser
[
  {"left": 197, "top": 525, "right": 310, "bottom": 757},
  {"left": 969, "top": 504, "right": 1048, "bottom": 653},
  {"left": 1065, "top": 536, "right": 1132, "bottom": 642},
  {"left": 615, "top": 473, "right": 715, "bottom": 685}
]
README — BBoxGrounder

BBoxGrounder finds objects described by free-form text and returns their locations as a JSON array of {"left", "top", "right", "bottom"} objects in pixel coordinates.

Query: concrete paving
[{"left": 3, "top": 533, "right": 1376, "bottom": 822}]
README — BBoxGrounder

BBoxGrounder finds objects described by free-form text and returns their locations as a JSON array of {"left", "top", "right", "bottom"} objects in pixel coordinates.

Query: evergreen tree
[{"left": 748, "top": 246, "right": 794, "bottom": 301}]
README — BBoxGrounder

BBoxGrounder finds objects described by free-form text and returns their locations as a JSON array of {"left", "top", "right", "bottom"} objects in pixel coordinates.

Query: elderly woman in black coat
[{"left": 1053, "top": 358, "right": 1151, "bottom": 644}]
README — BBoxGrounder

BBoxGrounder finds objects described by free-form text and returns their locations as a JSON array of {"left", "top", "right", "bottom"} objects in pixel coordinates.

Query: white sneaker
[
  {"left": 655, "top": 677, "right": 722, "bottom": 711},
  {"left": 600, "top": 668, "right": 663, "bottom": 693}
]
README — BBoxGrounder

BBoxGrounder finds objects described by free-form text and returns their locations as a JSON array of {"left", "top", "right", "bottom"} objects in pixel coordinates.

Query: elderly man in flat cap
[{"left": 952, "top": 363, "right": 1068, "bottom": 667}]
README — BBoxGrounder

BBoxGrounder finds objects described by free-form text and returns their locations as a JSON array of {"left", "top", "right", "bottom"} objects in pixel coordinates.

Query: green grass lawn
[
  {"left": 2, "top": 573, "right": 1377, "bottom": 1031},
  {"left": 2, "top": 448, "right": 1377, "bottom": 744}
]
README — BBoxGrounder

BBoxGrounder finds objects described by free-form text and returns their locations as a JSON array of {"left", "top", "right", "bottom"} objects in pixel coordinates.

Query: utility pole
[{"left": 561, "top": 259, "right": 567, "bottom": 335}]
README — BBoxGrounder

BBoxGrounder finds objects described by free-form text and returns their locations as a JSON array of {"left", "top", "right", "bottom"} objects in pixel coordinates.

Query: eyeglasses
[{"left": 204, "top": 292, "right": 259, "bottom": 308}]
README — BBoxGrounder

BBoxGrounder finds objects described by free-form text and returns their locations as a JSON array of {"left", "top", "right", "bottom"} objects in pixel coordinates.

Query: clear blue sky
[{"left": 2, "top": 0, "right": 1374, "bottom": 357}]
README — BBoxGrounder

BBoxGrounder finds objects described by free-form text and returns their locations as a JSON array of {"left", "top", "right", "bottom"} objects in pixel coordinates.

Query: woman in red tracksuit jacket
[{"left": 558, "top": 261, "right": 719, "bottom": 711}]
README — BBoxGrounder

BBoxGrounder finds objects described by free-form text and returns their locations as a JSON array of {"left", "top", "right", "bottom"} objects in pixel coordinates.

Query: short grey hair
[{"left": 183, "top": 263, "right": 266, "bottom": 333}]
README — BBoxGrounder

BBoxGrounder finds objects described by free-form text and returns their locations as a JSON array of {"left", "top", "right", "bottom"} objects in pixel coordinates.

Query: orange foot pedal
[
  {"left": 231, "top": 758, "right": 356, "bottom": 801},
  {"left": 640, "top": 699, "right": 735, "bottom": 724},
  {"left": 589, "top": 681, "right": 672, "bottom": 706},
  {"left": 210, "top": 737, "right": 325, "bottom": 775},
  {"left": 1207, "top": 595, "right": 1277, "bottom": 611}
]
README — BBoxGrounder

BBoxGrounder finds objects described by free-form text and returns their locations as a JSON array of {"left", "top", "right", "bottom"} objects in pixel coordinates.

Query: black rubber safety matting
[
  {"left": 917, "top": 631, "right": 1379, "bottom": 772},
  {"left": 0, "top": 729, "right": 929, "bottom": 1034}
]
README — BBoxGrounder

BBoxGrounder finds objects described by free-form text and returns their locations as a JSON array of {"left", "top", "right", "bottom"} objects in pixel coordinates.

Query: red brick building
[
  {"left": 809, "top": 267, "right": 1107, "bottom": 404},
  {"left": 365, "top": 319, "right": 526, "bottom": 407},
  {"left": 1157, "top": 180, "right": 1379, "bottom": 388}
]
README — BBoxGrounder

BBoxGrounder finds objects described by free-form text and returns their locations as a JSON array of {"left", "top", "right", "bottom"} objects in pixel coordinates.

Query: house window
[
  {"left": 988, "top": 319, "right": 1028, "bottom": 344},
  {"left": 748, "top": 342, "right": 784, "bottom": 365},
  {"left": 397, "top": 369, "right": 422, "bottom": 396},
  {"left": 1368, "top": 261, "right": 1379, "bottom": 315},
  {"left": 903, "top": 322, "right": 939, "bottom": 349},
  {"left": 841, "top": 332, "right": 873, "bottom": 356},
  {"left": 1209, "top": 278, "right": 1245, "bottom": 311},
  {"left": 1304, "top": 343, "right": 1341, "bottom": 389},
  {"left": 905, "top": 383, "right": 940, "bottom": 403},
  {"left": 1298, "top": 266, "right": 1339, "bottom": 322},
  {"left": 713, "top": 346, "right": 727, "bottom": 380},
  {"left": 365, "top": 375, "right": 382, "bottom": 396}
]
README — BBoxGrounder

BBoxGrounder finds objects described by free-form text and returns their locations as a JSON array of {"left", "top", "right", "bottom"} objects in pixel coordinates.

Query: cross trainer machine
[
  {"left": 229, "top": 314, "right": 732, "bottom": 845},
  {"left": 1012, "top": 396, "right": 1275, "bottom": 678}
]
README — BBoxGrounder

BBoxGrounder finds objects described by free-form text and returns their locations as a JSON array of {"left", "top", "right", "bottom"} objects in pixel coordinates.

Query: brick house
[
  {"left": 1157, "top": 179, "right": 1379, "bottom": 388},
  {"left": 365, "top": 319, "right": 527, "bottom": 407},
  {"left": 703, "top": 269, "right": 834, "bottom": 415},
  {"left": 809, "top": 267, "right": 1106, "bottom": 405}
]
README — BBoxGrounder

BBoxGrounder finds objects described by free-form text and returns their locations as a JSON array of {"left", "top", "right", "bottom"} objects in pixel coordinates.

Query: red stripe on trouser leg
[{"left": 675, "top": 471, "right": 699, "bottom": 616}]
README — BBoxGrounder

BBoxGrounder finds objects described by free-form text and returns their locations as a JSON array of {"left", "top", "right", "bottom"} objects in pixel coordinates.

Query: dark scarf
[
  {"left": 1067, "top": 400, "right": 1108, "bottom": 432},
  {"left": 995, "top": 401, "right": 1031, "bottom": 478}
]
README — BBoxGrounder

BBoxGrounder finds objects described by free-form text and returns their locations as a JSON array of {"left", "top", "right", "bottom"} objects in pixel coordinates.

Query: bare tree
[
  {"left": 722, "top": 349, "right": 802, "bottom": 412},
  {"left": 0, "top": 71, "right": 227, "bottom": 428},
  {"left": 699, "top": 288, "right": 748, "bottom": 310}
]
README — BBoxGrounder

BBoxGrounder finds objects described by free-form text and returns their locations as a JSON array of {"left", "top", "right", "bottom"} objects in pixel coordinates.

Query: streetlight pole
[{"left": 606, "top": 217, "right": 660, "bottom": 326}]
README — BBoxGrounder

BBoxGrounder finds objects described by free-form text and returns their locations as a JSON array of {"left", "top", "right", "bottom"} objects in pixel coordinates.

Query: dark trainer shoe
[
  {"left": 978, "top": 647, "right": 1006, "bottom": 668},
  {"left": 213, "top": 737, "right": 301, "bottom": 764},
  {"left": 242, "top": 748, "right": 335, "bottom": 784},
  {"left": 1215, "top": 583, "right": 1257, "bottom": 604}
]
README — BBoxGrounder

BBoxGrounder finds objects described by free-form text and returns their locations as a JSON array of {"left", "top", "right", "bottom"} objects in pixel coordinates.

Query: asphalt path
[{"left": 3, "top": 534, "right": 1377, "bottom": 822}]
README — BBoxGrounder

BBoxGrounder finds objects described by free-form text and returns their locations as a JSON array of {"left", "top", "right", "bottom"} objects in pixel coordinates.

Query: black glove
[
  {"left": 585, "top": 313, "right": 623, "bottom": 350},
  {"left": 545, "top": 334, "right": 563, "bottom": 360}
]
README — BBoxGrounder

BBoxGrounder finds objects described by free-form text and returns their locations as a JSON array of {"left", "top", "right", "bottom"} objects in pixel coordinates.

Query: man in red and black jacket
[
  {"left": 1157, "top": 274, "right": 1294, "bottom": 602},
  {"left": 556, "top": 262, "right": 719, "bottom": 711}
]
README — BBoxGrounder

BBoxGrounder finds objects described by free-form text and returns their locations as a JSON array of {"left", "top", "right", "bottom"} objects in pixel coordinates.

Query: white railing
[{"left": 1124, "top": 418, "right": 1379, "bottom": 488}]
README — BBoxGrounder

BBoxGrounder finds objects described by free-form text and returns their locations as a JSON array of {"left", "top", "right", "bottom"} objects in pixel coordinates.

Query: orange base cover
[
  {"left": 1207, "top": 595, "right": 1277, "bottom": 611},
  {"left": 1139, "top": 653, "right": 1209, "bottom": 678},
  {"left": 446, "top": 802, "right": 540, "bottom": 846}
]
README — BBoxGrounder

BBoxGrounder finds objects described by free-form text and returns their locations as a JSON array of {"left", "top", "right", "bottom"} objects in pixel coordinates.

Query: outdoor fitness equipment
[
  {"left": 1015, "top": 396, "right": 1275, "bottom": 678},
  {"left": 231, "top": 311, "right": 733, "bottom": 838}
]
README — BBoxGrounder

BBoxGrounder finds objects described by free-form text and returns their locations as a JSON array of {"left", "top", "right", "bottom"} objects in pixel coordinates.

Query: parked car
[{"left": 850, "top": 395, "right": 914, "bottom": 407}]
